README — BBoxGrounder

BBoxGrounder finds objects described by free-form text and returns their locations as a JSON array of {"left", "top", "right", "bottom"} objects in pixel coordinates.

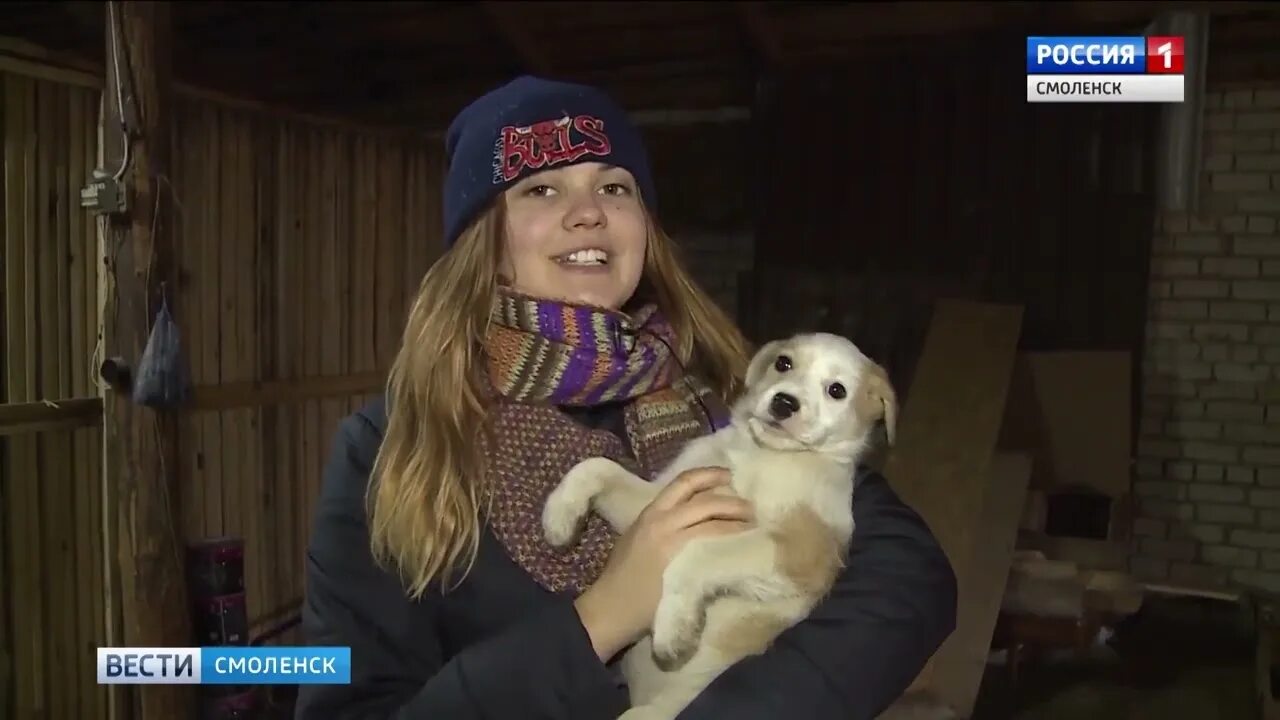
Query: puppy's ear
[
  {"left": 864, "top": 363, "right": 898, "bottom": 447},
  {"left": 745, "top": 339, "right": 784, "bottom": 388}
]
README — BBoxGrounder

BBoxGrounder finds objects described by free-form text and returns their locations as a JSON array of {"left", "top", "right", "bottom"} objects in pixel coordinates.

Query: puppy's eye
[
  {"left": 774, "top": 355, "right": 792, "bottom": 372},
  {"left": 827, "top": 383, "right": 847, "bottom": 400}
]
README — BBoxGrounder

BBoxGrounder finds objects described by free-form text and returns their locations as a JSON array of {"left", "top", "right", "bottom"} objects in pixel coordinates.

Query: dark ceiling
[{"left": 1, "top": 1, "right": 1277, "bottom": 130}]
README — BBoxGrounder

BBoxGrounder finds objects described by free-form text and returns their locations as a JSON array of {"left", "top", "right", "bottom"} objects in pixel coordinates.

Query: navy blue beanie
[{"left": 442, "top": 76, "right": 657, "bottom": 247}]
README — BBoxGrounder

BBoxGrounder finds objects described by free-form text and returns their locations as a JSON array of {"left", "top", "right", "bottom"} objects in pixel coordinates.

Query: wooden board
[
  {"left": 928, "top": 452, "right": 1032, "bottom": 718},
  {"left": 880, "top": 299, "right": 1024, "bottom": 696},
  {"left": 1002, "top": 351, "right": 1132, "bottom": 500}
]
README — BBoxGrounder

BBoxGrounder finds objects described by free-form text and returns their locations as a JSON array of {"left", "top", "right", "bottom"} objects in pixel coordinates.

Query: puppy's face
[{"left": 733, "top": 333, "right": 897, "bottom": 459}]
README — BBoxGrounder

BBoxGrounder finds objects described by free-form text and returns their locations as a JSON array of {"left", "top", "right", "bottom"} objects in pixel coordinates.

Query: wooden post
[{"left": 99, "top": 2, "right": 192, "bottom": 718}]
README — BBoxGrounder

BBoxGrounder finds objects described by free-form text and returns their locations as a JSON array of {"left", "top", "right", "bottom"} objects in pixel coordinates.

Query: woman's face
[{"left": 499, "top": 162, "right": 647, "bottom": 311}]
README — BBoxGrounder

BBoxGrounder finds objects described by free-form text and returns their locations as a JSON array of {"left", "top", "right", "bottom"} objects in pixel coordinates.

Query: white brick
[
  {"left": 1168, "top": 420, "right": 1221, "bottom": 440},
  {"left": 1264, "top": 260, "right": 1280, "bottom": 277},
  {"left": 1189, "top": 482, "right": 1242, "bottom": 503},
  {"left": 1153, "top": 358, "right": 1211, "bottom": 379},
  {"left": 1155, "top": 299, "right": 1209, "bottom": 320},
  {"left": 1239, "top": 112, "right": 1280, "bottom": 131},
  {"left": 1223, "top": 423, "right": 1276, "bottom": 444},
  {"left": 1261, "top": 510, "right": 1280, "bottom": 528},
  {"left": 1148, "top": 340, "right": 1200, "bottom": 361},
  {"left": 1144, "top": 376, "right": 1197, "bottom": 398},
  {"left": 1139, "top": 498, "right": 1196, "bottom": 521},
  {"left": 1198, "top": 503, "right": 1254, "bottom": 524},
  {"left": 1209, "top": 131, "right": 1273, "bottom": 153},
  {"left": 1264, "top": 552, "right": 1280, "bottom": 571},
  {"left": 1136, "top": 479, "right": 1187, "bottom": 500},
  {"left": 1152, "top": 257, "right": 1200, "bottom": 277},
  {"left": 1209, "top": 301, "right": 1266, "bottom": 321},
  {"left": 1223, "top": 216, "right": 1250, "bottom": 233},
  {"left": 1234, "top": 346, "right": 1261, "bottom": 363},
  {"left": 1148, "top": 321, "right": 1191, "bottom": 341},
  {"left": 1248, "top": 216, "right": 1279, "bottom": 235},
  {"left": 1204, "top": 545, "right": 1259, "bottom": 568},
  {"left": 1172, "top": 400, "right": 1205, "bottom": 418},
  {"left": 1206, "top": 401, "right": 1265, "bottom": 421},
  {"left": 1149, "top": 281, "right": 1172, "bottom": 299},
  {"left": 1271, "top": 304, "right": 1280, "bottom": 321},
  {"left": 1140, "top": 538, "right": 1197, "bottom": 562},
  {"left": 1192, "top": 323, "right": 1249, "bottom": 343},
  {"left": 1130, "top": 556, "right": 1170, "bottom": 580},
  {"left": 1255, "top": 326, "right": 1280, "bottom": 344},
  {"left": 1136, "top": 458, "right": 1164, "bottom": 478},
  {"left": 1134, "top": 517, "right": 1167, "bottom": 538},
  {"left": 1170, "top": 235, "right": 1226, "bottom": 255},
  {"left": 1168, "top": 461, "right": 1195, "bottom": 480},
  {"left": 1204, "top": 258, "right": 1260, "bottom": 278},
  {"left": 1203, "top": 344, "right": 1230, "bottom": 362},
  {"left": 1261, "top": 468, "right": 1280, "bottom": 487},
  {"left": 1236, "top": 236, "right": 1280, "bottom": 256},
  {"left": 1216, "top": 173, "right": 1273, "bottom": 192},
  {"left": 1239, "top": 196, "right": 1280, "bottom": 214},
  {"left": 1227, "top": 466, "right": 1256, "bottom": 485},
  {"left": 1232, "top": 530, "right": 1280, "bottom": 550},
  {"left": 1239, "top": 154, "right": 1280, "bottom": 171},
  {"left": 1200, "top": 384, "right": 1257, "bottom": 401},
  {"left": 1246, "top": 446, "right": 1280, "bottom": 466},
  {"left": 1182, "top": 442, "right": 1240, "bottom": 463},
  {"left": 1206, "top": 112, "right": 1234, "bottom": 130},
  {"left": 1258, "top": 90, "right": 1280, "bottom": 108},
  {"left": 1232, "top": 569, "right": 1280, "bottom": 593},
  {"left": 1233, "top": 280, "right": 1280, "bottom": 301},
  {"left": 1205, "top": 154, "right": 1233, "bottom": 172},
  {"left": 1197, "top": 464, "right": 1225, "bottom": 482},
  {"left": 1266, "top": 382, "right": 1280, "bottom": 401},
  {"left": 1171, "top": 523, "right": 1225, "bottom": 544},
  {"left": 1214, "top": 363, "right": 1271, "bottom": 383},
  {"left": 1253, "top": 489, "right": 1280, "bottom": 508},
  {"left": 1138, "top": 437, "right": 1181, "bottom": 459},
  {"left": 1225, "top": 90, "right": 1255, "bottom": 108},
  {"left": 1174, "top": 280, "right": 1230, "bottom": 298}
]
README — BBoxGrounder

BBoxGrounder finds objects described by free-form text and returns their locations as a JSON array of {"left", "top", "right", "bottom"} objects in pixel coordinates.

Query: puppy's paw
[
  {"left": 541, "top": 459, "right": 609, "bottom": 547},
  {"left": 650, "top": 591, "right": 701, "bottom": 671}
]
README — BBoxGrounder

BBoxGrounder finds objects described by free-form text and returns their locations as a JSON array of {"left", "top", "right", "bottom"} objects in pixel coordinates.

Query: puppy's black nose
[{"left": 769, "top": 392, "right": 800, "bottom": 420}]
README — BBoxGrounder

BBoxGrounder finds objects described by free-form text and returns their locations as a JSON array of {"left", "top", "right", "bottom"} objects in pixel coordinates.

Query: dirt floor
[{"left": 972, "top": 595, "right": 1259, "bottom": 720}]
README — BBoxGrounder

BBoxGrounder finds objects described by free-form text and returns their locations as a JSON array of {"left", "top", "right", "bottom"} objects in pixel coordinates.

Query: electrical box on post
[{"left": 80, "top": 168, "right": 128, "bottom": 216}]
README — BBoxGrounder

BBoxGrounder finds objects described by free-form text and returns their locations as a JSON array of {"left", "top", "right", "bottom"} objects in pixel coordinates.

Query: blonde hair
[{"left": 368, "top": 200, "right": 752, "bottom": 598}]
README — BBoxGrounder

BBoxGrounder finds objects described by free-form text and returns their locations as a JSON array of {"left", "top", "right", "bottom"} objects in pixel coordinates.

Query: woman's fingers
[
  {"left": 664, "top": 493, "right": 754, "bottom": 531},
  {"left": 648, "top": 466, "right": 731, "bottom": 513}
]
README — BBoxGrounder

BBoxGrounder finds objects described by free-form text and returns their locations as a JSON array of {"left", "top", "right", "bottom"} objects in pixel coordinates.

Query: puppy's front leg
[
  {"left": 543, "top": 457, "right": 660, "bottom": 546},
  {"left": 651, "top": 528, "right": 799, "bottom": 667}
]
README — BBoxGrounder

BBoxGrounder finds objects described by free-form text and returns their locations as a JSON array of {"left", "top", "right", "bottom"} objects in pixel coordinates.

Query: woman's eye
[
  {"left": 601, "top": 183, "right": 632, "bottom": 196},
  {"left": 525, "top": 184, "right": 555, "bottom": 197}
]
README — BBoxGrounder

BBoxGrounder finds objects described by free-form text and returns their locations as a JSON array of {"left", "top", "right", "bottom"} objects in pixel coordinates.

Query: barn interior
[{"left": 1, "top": 1, "right": 1279, "bottom": 719}]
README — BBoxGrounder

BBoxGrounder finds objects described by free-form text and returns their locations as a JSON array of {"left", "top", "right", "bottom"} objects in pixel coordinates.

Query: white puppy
[{"left": 542, "top": 332, "right": 898, "bottom": 720}]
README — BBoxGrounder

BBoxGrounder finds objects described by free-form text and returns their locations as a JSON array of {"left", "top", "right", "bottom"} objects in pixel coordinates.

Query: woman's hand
[{"left": 573, "top": 467, "right": 754, "bottom": 662}]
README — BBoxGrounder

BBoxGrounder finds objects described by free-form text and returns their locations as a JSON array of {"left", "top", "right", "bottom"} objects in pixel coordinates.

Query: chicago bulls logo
[{"left": 492, "top": 115, "right": 612, "bottom": 184}]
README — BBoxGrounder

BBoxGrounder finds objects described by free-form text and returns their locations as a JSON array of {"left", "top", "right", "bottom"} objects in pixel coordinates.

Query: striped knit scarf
[{"left": 480, "top": 287, "right": 729, "bottom": 595}]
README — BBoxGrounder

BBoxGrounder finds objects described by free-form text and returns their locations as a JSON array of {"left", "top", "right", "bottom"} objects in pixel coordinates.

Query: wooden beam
[
  {"left": 477, "top": 1, "right": 555, "bottom": 75},
  {"left": 0, "top": 398, "right": 103, "bottom": 436},
  {"left": 187, "top": 373, "right": 386, "bottom": 413},
  {"left": 735, "top": 1, "right": 784, "bottom": 68},
  {"left": 99, "top": 3, "right": 193, "bottom": 719}
]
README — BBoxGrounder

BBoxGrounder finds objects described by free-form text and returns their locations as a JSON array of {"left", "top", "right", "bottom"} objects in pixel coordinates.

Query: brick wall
[{"left": 1132, "top": 84, "right": 1280, "bottom": 592}]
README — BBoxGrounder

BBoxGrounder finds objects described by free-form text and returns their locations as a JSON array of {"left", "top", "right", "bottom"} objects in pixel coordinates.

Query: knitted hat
[{"left": 442, "top": 76, "right": 657, "bottom": 247}]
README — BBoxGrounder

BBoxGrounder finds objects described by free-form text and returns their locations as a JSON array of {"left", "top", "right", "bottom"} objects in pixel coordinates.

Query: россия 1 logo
[{"left": 1025, "top": 36, "right": 1185, "bottom": 103}]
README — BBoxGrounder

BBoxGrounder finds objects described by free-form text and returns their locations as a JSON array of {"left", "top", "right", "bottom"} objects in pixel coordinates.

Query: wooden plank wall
[
  {"left": 0, "top": 60, "right": 445, "bottom": 719},
  {"left": 0, "top": 71, "right": 108, "bottom": 720},
  {"left": 742, "top": 37, "right": 1162, "bottom": 402},
  {"left": 169, "top": 95, "right": 445, "bottom": 647}
]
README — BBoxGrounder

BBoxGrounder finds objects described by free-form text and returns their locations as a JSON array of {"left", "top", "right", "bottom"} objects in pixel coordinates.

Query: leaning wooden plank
[
  {"left": 928, "top": 452, "right": 1032, "bottom": 718},
  {"left": 880, "top": 298, "right": 1024, "bottom": 695}
]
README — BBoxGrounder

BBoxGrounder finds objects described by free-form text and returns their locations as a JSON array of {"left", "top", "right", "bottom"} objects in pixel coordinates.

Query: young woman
[{"left": 295, "top": 76, "right": 957, "bottom": 720}]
